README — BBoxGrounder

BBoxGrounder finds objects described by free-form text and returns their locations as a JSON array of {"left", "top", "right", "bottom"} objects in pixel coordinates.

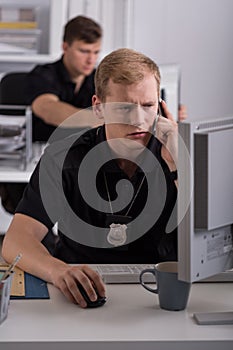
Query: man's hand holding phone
[{"left": 155, "top": 100, "right": 178, "bottom": 173}]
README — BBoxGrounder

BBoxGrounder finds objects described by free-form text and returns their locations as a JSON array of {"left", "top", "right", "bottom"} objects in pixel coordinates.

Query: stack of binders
[{"left": 0, "top": 105, "right": 32, "bottom": 169}]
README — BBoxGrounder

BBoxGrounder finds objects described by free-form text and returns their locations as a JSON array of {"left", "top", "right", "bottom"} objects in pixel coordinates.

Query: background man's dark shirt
[{"left": 26, "top": 57, "right": 95, "bottom": 142}]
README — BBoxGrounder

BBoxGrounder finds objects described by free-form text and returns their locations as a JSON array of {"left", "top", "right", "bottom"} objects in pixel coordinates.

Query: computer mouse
[{"left": 77, "top": 283, "right": 107, "bottom": 308}]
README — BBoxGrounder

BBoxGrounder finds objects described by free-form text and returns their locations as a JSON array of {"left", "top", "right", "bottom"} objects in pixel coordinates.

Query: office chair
[
  {"left": 0, "top": 71, "right": 30, "bottom": 215},
  {"left": 0, "top": 72, "right": 32, "bottom": 164},
  {"left": 0, "top": 72, "right": 58, "bottom": 251},
  {"left": 0, "top": 72, "right": 28, "bottom": 105}
]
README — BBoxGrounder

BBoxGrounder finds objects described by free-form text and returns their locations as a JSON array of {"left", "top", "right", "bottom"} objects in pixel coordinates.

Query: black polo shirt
[
  {"left": 26, "top": 57, "right": 96, "bottom": 142},
  {"left": 16, "top": 126, "right": 177, "bottom": 264}
]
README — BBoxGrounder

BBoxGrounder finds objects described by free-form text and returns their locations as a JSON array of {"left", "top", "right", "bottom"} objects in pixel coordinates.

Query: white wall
[
  {"left": 131, "top": 0, "right": 233, "bottom": 120},
  {"left": 1, "top": 0, "right": 232, "bottom": 120}
]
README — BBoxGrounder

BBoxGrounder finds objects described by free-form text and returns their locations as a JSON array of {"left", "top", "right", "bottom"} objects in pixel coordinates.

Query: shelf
[
  {"left": 0, "top": 0, "right": 67, "bottom": 71},
  {"left": 0, "top": 53, "right": 60, "bottom": 63}
]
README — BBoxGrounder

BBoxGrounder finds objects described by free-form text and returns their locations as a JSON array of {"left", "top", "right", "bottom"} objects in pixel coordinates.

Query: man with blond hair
[{"left": 3, "top": 48, "right": 179, "bottom": 308}]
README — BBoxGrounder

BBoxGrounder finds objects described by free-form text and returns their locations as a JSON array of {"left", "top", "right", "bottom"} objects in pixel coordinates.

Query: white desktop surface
[
  {"left": 0, "top": 282, "right": 232, "bottom": 350},
  {"left": 0, "top": 143, "right": 46, "bottom": 233},
  {"left": 0, "top": 160, "right": 36, "bottom": 182},
  {"left": 0, "top": 143, "right": 45, "bottom": 183}
]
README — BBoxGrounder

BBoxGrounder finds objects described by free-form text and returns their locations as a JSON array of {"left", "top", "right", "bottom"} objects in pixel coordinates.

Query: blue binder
[{"left": 11, "top": 272, "right": 50, "bottom": 299}]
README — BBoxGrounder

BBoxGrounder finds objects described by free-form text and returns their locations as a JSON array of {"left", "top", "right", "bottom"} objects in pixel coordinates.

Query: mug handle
[{"left": 139, "top": 268, "right": 158, "bottom": 294}]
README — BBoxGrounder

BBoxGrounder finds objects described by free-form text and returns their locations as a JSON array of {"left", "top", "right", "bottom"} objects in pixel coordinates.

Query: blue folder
[{"left": 11, "top": 272, "right": 50, "bottom": 299}]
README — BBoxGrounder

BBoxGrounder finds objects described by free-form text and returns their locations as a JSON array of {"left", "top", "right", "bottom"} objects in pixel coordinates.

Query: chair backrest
[{"left": 0, "top": 72, "right": 28, "bottom": 105}]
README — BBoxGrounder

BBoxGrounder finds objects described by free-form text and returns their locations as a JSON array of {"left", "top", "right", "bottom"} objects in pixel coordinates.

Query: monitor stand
[{"left": 193, "top": 311, "right": 233, "bottom": 325}]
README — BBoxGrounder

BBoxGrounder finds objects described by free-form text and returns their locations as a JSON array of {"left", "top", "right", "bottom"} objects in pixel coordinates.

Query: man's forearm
[
  {"left": 32, "top": 96, "right": 102, "bottom": 128},
  {"left": 1, "top": 215, "right": 67, "bottom": 284}
]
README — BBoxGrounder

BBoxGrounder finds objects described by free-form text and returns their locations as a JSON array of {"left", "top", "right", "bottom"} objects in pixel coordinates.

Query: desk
[
  {"left": 0, "top": 282, "right": 232, "bottom": 350},
  {"left": 0, "top": 143, "right": 46, "bottom": 233},
  {"left": 0, "top": 143, "right": 45, "bottom": 183}
]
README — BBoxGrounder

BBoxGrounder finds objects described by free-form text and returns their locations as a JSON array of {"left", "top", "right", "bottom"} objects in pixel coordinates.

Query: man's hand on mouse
[{"left": 50, "top": 263, "right": 106, "bottom": 307}]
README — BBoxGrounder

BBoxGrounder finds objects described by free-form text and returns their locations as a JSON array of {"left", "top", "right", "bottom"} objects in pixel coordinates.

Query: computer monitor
[
  {"left": 177, "top": 116, "right": 233, "bottom": 324},
  {"left": 178, "top": 115, "right": 233, "bottom": 283},
  {"left": 159, "top": 64, "right": 181, "bottom": 121}
]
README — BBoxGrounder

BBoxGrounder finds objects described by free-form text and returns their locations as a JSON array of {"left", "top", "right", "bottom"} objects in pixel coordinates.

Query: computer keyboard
[
  {"left": 91, "top": 264, "right": 233, "bottom": 284},
  {"left": 92, "top": 264, "right": 155, "bottom": 284}
]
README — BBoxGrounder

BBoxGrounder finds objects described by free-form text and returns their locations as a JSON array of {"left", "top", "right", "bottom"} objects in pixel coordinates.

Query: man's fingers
[{"left": 160, "top": 100, "right": 173, "bottom": 120}]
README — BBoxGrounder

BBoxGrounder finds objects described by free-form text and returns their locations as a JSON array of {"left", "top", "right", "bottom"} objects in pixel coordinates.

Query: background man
[
  {"left": 0, "top": 15, "right": 102, "bottom": 216},
  {"left": 26, "top": 15, "right": 103, "bottom": 142}
]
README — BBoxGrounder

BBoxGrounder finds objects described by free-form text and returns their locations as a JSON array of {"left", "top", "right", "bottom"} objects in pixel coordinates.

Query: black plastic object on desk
[{"left": 77, "top": 283, "right": 106, "bottom": 308}]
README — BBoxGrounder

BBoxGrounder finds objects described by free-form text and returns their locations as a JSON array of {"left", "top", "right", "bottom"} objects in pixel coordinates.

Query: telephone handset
[
  {"left": 152, "top": 100, "right": 167, "bottom": 135},
  {"left": 158, "top": 99, "right": 167, "bottom": 118}
]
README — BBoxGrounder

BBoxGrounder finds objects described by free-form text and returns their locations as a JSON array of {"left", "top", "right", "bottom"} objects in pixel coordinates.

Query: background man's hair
[{"left": 63, "top": 15, "right": 102, "bottom": 44}]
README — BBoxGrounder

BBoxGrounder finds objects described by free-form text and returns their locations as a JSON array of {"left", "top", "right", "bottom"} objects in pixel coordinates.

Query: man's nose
[
  {"left": 131, "top": 106, "right": 145, "bottom": 126},
  {"left": 87, "top": 53, "right": 97, "bottom": 64}
]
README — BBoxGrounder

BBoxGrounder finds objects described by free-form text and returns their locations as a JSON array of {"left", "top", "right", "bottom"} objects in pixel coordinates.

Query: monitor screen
[
  {"left": 159, "top": 64, "right": 181, "bottom": 121},
  {"left": 178, "top": 116, "right": 233, "bottom": 282}
]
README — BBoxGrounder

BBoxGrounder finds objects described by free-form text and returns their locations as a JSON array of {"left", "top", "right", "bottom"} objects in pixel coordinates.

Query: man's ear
[
  {"left": 62, "top": 41, "right": 69, "bottom": 53},
  {"left": 92, "top": 95, "right": 104, "bottom": 120}
]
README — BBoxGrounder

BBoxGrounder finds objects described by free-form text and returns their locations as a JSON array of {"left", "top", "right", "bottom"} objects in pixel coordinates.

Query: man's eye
[
  {"left": 143, "top": 104, "right": 154, "bottom": 108},
  {"left": 79, "top": 49, "right": 88, "bottom": 54},
  {"left": 141, "top": 105, "right": 155, "bottom": 113},
  {"left": 121, "top": 106, "right": 131, "bottom": 112},
  {"left": 116, "top": 106, "right": 132, "bottom": 113}
]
